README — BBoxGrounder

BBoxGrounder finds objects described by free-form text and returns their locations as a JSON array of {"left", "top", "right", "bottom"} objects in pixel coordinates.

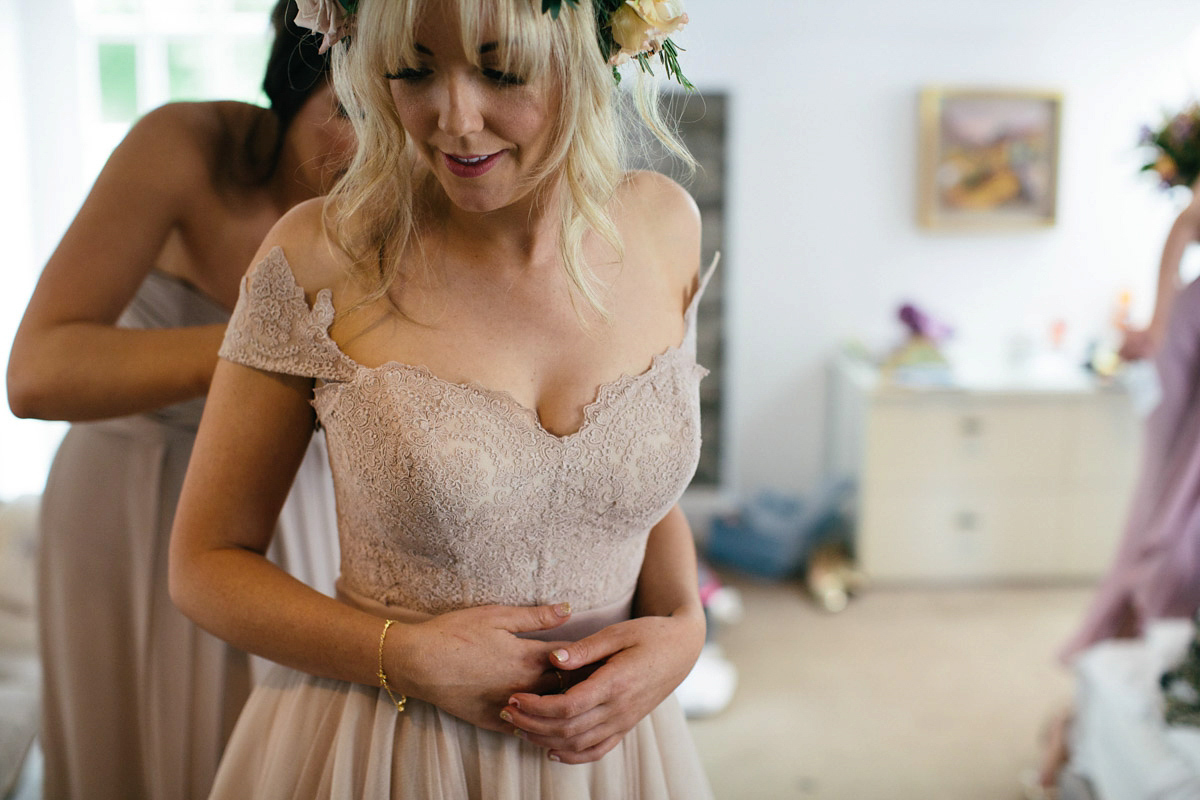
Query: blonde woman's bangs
[
  {"left": 358, "top": 0, "right": 555, "bottom": 81},
  {"left": 359, "top": 0, "right": 423, "bottom": 79},
  {"left": 456, "top": 0, "right": 555, "bottom": 80}
]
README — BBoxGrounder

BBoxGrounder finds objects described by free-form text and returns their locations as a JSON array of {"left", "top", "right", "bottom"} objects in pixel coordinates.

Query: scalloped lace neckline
[
  {"left": 291, "top": 249, "right": 710, "bottom": 443},
  {"left": 313, "top": 293, "right": 694, "bottom": 441},
  {"left": 356, "top": 344, "right": 689, "bottom": 442}
]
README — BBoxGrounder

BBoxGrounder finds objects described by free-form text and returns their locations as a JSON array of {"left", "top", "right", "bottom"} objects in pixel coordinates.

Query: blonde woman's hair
[{"left": 327, "top": 0, "right": 694, "bottom": 320}]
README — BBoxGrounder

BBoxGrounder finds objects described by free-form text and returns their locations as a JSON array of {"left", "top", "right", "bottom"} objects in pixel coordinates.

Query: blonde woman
[{"left": 169, "top": 0, "right": 714, "bottom": 797}]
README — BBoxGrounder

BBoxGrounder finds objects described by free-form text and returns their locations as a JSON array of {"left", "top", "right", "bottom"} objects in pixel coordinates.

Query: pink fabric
[
  {"left": 211, "top": 247, "right": 715, "bottom": 798},
  {"left": 37, "top": 271, "right": 338, "bottom": 800},
  {"left": 220, "top": 247, "right": 711, "bottom": 617},
  {"left": 336, "top": 579, "right": 635, "bottom": 643},
  {"left": 1061, "top": 277, "right": 1200, "bottom": 663}
]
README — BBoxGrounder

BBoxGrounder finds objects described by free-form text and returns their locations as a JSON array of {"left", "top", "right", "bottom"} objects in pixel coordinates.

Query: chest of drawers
[{"left": 827, "top": 355, "right": 1140, "bottom": 582}]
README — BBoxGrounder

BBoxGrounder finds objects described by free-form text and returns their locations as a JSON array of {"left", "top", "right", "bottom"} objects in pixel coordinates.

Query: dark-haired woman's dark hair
[{"left": 244, "top": 0, "right": 334, "bottom": 183}]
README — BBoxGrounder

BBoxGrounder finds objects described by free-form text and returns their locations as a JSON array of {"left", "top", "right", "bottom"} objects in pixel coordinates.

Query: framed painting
[{"left": 918, "top": 87, "right": 1061, "bottom": 230}]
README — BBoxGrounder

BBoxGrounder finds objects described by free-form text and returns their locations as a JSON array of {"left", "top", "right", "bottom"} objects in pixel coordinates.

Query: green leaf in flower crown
[
  {"left": 628, "top": 41, "right": 694, "bottom": 93},
  {"left": 659, "top": 38, "right": 694, "bottom": 91},
  {"left": 337, "top": 0, "right": 358, "bottom": 11}
]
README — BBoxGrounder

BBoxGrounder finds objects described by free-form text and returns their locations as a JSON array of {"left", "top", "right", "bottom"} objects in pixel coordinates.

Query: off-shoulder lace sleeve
[{"left": 219, "top": 246, "right": 358, "bottom": 383}]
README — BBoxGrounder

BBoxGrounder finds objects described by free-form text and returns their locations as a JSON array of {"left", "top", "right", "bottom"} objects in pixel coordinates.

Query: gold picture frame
[{"left": 918, "top": 87, "right": 1061, "bottom": 230}]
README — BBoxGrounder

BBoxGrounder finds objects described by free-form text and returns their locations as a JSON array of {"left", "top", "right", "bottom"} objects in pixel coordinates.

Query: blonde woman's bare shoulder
[
  {"left": 250, "top": 199, "right": 351, "bottom": 301},
  {"left": 617, "top": 170, "right": 702, "bottom": 290},
  {"left": 618, "top": 170, "right": 698, "bottom": 217}
]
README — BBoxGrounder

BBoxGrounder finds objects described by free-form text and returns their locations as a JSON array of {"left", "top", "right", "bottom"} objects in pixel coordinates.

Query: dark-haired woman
[{"left": 6, "top": 2, "right": 352, "bottom": 797}]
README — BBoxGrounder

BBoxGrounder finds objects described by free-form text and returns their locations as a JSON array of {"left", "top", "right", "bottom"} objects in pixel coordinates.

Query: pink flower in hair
[{"left": 294, "top": 0, "right": 354, "bottom": 54}]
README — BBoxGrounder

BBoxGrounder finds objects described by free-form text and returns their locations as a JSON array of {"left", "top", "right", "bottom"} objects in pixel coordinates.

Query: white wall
[
  {"left": 0, "top": 0, "right": 75, "bottom": 499},
  {"left": 679, "top": 0, "right": 1200, "bottom": 497}
]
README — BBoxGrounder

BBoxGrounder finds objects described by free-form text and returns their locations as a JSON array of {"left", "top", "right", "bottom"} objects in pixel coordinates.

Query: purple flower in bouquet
[{"left": 898, "top": 303, "right": 954, "bottom": 342}]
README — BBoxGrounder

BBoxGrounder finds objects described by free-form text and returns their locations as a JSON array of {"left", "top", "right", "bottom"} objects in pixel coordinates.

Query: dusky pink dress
[
  {"left": 207, "top": 247, "right": 715, "bottom": 799},
  {"left": 37, "top": 270, "right": 340, "bottom": 800},
  {"left": 1061, "top": 275, "right": 1200, "bottom": 662}
]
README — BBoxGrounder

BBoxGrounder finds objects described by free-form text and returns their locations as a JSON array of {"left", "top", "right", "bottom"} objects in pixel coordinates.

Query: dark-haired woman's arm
[{"left": 7, "top": 105, "right": 226, "bottom": 421}]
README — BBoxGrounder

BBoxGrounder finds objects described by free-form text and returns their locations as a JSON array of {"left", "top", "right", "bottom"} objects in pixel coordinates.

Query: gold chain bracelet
[{"left": 377, "top": 619, "right": 407, "bottom": 713}]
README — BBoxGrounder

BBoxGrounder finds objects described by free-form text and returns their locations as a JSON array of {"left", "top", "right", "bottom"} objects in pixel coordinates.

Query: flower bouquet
[{"left": 1140, "top": 102, "right": 1200, "bottom": 190}]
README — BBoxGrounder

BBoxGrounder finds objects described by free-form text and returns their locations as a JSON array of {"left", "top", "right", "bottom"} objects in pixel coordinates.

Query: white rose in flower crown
[
  {"left": 608, "top": 0, "right": 688, "bottom": 65},
  {"left": 294, "top": 0, "right": 353, "bottom": 54}
]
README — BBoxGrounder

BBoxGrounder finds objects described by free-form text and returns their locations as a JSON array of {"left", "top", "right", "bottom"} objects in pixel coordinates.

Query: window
[
  {"left": 2, "top": 0, "right": 280, "bottom": 501},
  {"left": 75, "top": 0, "right": 277, "bottom": 178}
]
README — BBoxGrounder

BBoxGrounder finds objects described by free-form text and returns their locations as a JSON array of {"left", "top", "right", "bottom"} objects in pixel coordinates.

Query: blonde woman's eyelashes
[
  {"left": 385, "top": 67, "right": 431, "bottom": 81},
  {"left": 482, "top": 68, "right": 526, "bottom": 86},
  {"left": 383, "top": 66, "right": 526, "bottom": 87}
]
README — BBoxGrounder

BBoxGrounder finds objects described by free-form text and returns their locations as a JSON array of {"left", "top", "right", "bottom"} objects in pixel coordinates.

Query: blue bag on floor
[{"left": 706, "top": 481, "right": 853, "bottom": 579}]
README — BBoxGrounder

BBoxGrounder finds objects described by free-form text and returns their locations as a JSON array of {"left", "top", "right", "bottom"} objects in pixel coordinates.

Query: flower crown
[
  {"left": 293, "top": 0, "right": 692, "bottom": 89},
  {"left": 1139, "top": 102, "right": 1200, "bottom": 191},
  {"left": 294, "top": 0, "right": 357, "bottom": 54},
  {"left": 543, "top": 0, "right": 691, "bottom": 89}
]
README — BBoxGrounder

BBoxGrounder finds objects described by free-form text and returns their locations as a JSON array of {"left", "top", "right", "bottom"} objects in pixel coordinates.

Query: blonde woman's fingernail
[
  {"left": 514, "top": 729, "right": 527, "bottom": 740},
  {"left": 552, "top": 649, "right": 569, "bottom": 663},
  {"left": 548, "top": 753, "right": 561, "bottom": 762},
  {"left": 553, "top": 602, "right": 571, "bottom": 617},
  {"left": 500, "top": 710, "right": 513, "bottom": 723}
]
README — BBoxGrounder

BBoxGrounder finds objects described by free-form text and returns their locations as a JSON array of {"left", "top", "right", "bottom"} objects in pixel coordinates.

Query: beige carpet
[{"left": 688, "top": 573, "right": 1093, "bottom": 800}]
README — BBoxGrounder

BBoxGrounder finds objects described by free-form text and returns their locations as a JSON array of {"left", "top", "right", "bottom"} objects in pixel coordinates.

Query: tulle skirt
[{"left": 209, "top": 663, "right": 713, "bottom": 800}]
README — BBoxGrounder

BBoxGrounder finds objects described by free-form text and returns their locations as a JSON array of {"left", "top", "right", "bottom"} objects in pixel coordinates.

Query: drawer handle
[
  {"left": 955, "top": 511, "right": 978, "bottom": 531},
  {"left": 960, "top": 416, "right": 983, "bottom": 436}
]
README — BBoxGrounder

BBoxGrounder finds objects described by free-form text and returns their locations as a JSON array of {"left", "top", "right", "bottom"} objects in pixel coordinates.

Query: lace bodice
[{"left": 220, "top": 247, "right": 711, "bottom": 616}]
